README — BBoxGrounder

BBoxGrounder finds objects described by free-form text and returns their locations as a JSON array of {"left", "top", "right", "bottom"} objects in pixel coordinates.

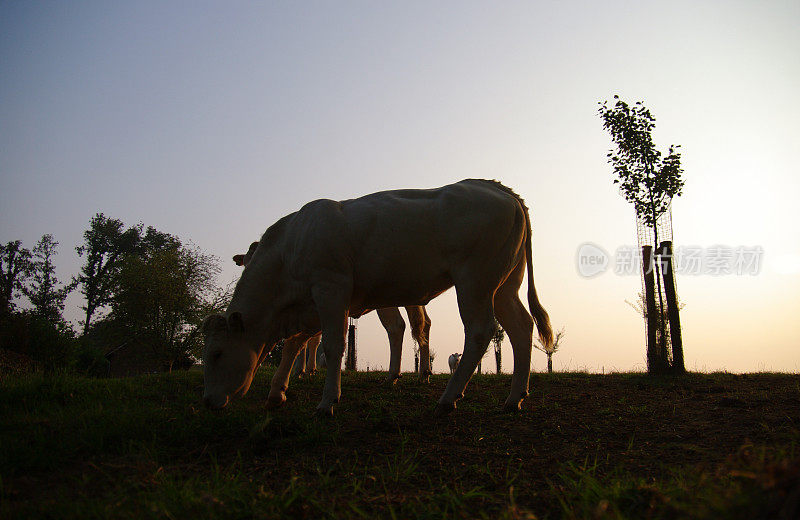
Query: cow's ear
[
  {"left": 232, "top": 254, "right": 245, "bottom": 266},
  {"left": 203, "top": 314, "right": 227, "bottom": 334},
  {"left": 229, "top": 312, "right": 245, "bottom": 334}
]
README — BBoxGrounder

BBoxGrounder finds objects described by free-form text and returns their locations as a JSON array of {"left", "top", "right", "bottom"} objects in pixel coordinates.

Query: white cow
[
  {"left": 448, "top": 353, "right": 461, "bottom": 374},
  {"left": 203, "top": 179, "right": 552, "bottom": 416}
]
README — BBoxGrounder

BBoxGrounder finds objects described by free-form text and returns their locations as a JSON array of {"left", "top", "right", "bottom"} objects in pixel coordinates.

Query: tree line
[{"left": 0, "top": 214, "right": 230, "bottom": 375}]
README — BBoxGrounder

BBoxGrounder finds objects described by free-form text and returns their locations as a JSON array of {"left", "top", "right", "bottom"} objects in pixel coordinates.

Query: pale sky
[{"left": 2, "top": 1, "right": 798, "bottom": 374}]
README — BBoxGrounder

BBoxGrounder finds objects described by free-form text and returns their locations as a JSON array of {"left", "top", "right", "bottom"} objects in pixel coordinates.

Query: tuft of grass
[{"left": 549, "top": 445, "right": 800, "bottom": 519}]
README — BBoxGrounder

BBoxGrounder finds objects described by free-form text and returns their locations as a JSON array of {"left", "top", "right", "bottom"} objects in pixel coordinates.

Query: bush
[
  {"left": 25, "top": 315, "right": 76, "bottom": 370},
  {"left": 73, "top": 341, "right": 110, "bottom": 377},
  {"left": 0, "top": 312, "right": 30, "bottom": 353},
  {"left": 0, "top": 312, "right": 76, "bottom": 371}
]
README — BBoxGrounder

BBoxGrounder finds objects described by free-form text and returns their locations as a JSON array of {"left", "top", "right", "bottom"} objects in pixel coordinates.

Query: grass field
[{"left": 2, "top": 368, "right": 799, "bottom": 519}]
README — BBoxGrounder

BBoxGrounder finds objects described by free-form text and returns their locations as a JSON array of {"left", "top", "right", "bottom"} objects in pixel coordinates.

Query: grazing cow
[
  {"left": 448, "top": 353, "right": 461, "bottom": 374},
  {"left": 203, "top": 179, "right": 552, "bottom": 416},
  {"left": 234, "top": 242, "right": 433, "bottom": 386}
]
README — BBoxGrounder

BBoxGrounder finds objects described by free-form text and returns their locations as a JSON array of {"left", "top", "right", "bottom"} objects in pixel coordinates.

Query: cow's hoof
[
  {"left": 315, "top": 405, "right": 334, "bottom": 418},
  {"left": 266, "top": 392, "right": 287, "bottom": 410},
  {"left": 502, "top": 399, "right": 523, "bottom": 413},
  {"left": 434, "top": 401, "right": 455, "bottom": 418}
]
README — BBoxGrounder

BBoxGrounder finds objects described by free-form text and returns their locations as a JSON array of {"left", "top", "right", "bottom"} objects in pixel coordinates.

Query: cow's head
[{"left": 202, "top": 312, "right": 260, "bottom": 409}]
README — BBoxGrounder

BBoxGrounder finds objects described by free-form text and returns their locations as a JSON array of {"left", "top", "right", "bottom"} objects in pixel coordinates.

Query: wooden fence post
[
  {"left": 346, "top": 321, "right": 357, "bottom": 371},
  {"left": 659, "top": 241, "right": 685, "bottom": 373},
  {"left": 642, "top": 245, "right": 661, "bottom": 373}
]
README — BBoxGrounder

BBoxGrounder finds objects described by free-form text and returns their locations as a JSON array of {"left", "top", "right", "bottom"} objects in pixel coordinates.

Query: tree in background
[
  {"left": 1, "top": 240, "right": 32, "bottom": 316},
  {"left": 136, "top": 225, "right": 181, "bottom": 254},
  {"left": 1, "top": 213, "right": 232, "bottom": 374},
  {"left": 24, "top": 234, "right": 75, "bottom": 330},
  {"left": 0, "top": 235, "right": 77, "bottom": 370},
  {"left": 74, "top": 213, "right": 141, "bottom": 335},
  {"left": 2, "top": 218, "right": 228, "bottom": 374},
  {"left": 106, "top": 231, "right": 223, "bottom": 370},
  {"left": 598, "top": 96, "right": 684, "bottom": 231},
  {"left": 491, "top": 318, "right": 505, "bottom": 374},
  {"left": 0, "top": 240, "right": 35, "bottom": 364},
  {"left": 535, "top": 327, "right": 565, "bottom": 373},
  {"left": 598, "top": 96, "right": 685, "bottom": 373}
]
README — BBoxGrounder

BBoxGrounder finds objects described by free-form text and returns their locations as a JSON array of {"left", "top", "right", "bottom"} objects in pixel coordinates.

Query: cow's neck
[{"left": 227, "top": 252, "right": 283, "bottom": 345}]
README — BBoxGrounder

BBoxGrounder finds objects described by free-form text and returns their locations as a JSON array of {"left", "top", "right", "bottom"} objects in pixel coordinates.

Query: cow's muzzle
[{"left": 203, "top": 393, "right": 229, "bottom": 410}]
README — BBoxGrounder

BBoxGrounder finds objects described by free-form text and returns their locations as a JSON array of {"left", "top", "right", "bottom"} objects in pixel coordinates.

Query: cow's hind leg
[
  {"left": 313, "top": 283, "right": 350, "bottom": 417},
  {"left": 435, "top": 288, "right": 495, "bottom": 416},
  {"left": 407, "top": 306, "right": 432, "bottom": 383},
  {"left": 377, "top": 307, "right": 405, "bottom": 384},
  {"left": 267, "top": 334, "right": 309, "bottom": 409},
  {"left": 494, "top": 261, "right": 534, "bottom": 412}
]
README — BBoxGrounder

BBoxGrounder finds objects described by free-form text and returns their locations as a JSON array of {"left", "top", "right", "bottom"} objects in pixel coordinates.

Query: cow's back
[{"left": 340, "top": 179, "right": 525, "bottom": 310}]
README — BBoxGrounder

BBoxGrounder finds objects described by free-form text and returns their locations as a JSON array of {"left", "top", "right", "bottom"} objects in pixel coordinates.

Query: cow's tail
[{"left": 522, "top": 200, "right": 553, "bottom": 351}]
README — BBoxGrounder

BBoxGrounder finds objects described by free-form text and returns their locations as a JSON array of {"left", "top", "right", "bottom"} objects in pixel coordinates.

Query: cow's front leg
[
  {"left": 267, "top": 334, "right": 308, "bottom": 409},
  {"left": 313, "top": 283, "right": 350, "bottom": 417},
  {"left": 254, "top": 342, "right": 270, "bottom": 370}
]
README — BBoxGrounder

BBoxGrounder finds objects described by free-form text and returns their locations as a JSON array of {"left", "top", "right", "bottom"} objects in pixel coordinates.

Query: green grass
[{"left": 1, "top": 369, "right": 799, "bottom": 518}]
